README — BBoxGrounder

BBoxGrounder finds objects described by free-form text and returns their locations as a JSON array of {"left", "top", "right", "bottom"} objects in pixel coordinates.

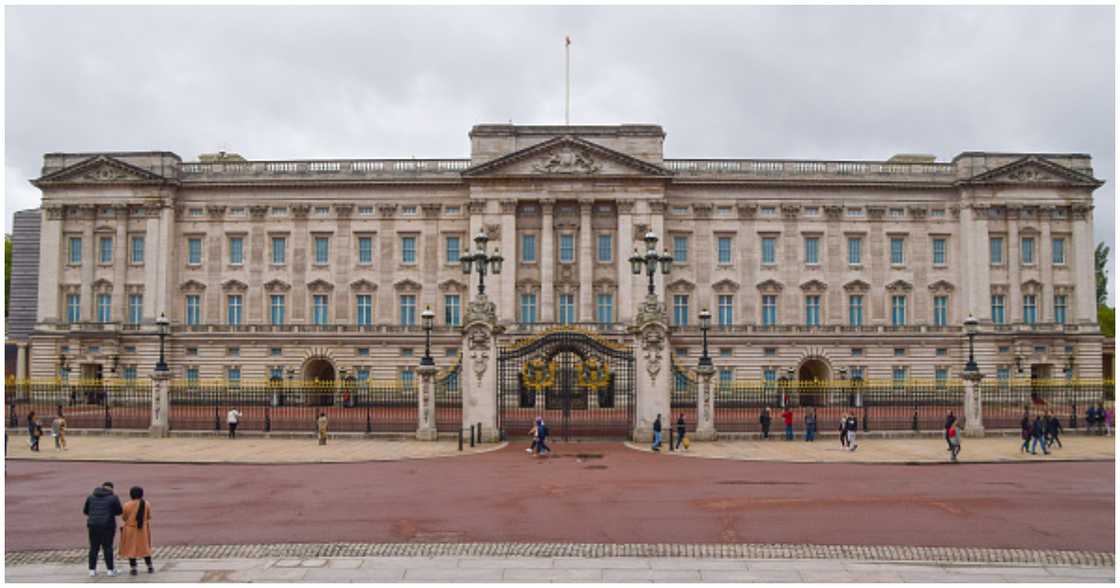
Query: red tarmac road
[{"left": 5, "top": 443, "right": 1113, "bottom": 553}]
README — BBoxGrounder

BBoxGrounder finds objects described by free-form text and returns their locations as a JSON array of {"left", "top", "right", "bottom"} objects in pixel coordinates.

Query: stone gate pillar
[
  {"left": 695, "top": 363, "right": 717, "bottom": 440},
  {"left": 963, "top": 370, "right": 985, "bottom": 438},
  {"left": 416, "top": 364, "right": 438, "bottom": 441},
  {"left": 631, "top": 295, "right": 671, "bottom": 442},
  {"left": 149, "top": 369, "right": 171, "bottom": 438},
  {"left": 461, "top": 294, "right": 503, "bottom": 442}
]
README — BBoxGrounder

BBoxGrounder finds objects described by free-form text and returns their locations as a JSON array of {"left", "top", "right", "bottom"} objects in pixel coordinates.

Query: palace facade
[{"left": 13, "top": 124, "right": 1106, "bottom": 387}]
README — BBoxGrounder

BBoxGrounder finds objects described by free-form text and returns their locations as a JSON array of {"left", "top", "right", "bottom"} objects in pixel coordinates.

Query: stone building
[{"left": 15, "top": 124, "right": 1105, "bottom": 388}]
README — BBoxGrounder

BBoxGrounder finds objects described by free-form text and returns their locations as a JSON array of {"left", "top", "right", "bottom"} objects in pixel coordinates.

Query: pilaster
[
  {"left": 962, "top": 371, "right": 985, "bottom": 438},
  {"left": 416, "top": 364, "right": 439, "bottom": 440},
  {"left": 631, "top": 295, "right": 670, "bottom": 442},
  {"left": 694, "top": 363, "right": 717, "bottom": 441},
  {"left": 499, "top": 200, "right": 517, "bottom": 324},
  {"left": 461, "top": 294, "right": 502, "bottom": 442},
  {"left": 37, "top": 207, "right": 62, "bottom": 322},
  {"left": 578, "top": 199, "right": 593, "bottom": 320},
  {"left": 540, "top": 199, "right": 555, "bottom": 321},
  {"left": 149, "top": 369, "right": 171, "bottom": 438},
  {"left": 617, "top": 199, "right": 635, "bottom": 323},
  {"left": 1072, "top": 203, "right": 1095, "bottom": 323}
]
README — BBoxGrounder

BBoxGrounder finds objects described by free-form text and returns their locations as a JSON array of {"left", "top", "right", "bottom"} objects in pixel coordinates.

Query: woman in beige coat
[{"left": 119, "top": 487, "right": 154, "bottom": 575}]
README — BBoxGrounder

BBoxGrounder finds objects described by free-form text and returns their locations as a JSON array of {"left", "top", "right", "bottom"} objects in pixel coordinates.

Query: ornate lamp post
[
  {"left": 155, "top": 313, "right": 170, "bottom": 373},
  {"left": 961, "top": 314, "right": 985, "bottom": 437},
  {"left": 697, "top": 308, "right": 712, "bottom": 369},
  {"left": 1065, "top": 352, "right": 1075, "bottom": 379},
  {"left": 963, "top": 314, "right": 979, "bottom": 375},
  {"left": 420, "top": 306, "right": 436, "bottom": 367},
  {"left": 629, "top": 231, "right": 673, "bottom": 297},
  {"left": 461, "top": 230, "right": 503, "bottom": 297}
]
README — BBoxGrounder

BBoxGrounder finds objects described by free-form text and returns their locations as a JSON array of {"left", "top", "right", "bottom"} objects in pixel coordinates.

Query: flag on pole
[{"left": 566, "top": 35, "right": 571, "bottom": 46}]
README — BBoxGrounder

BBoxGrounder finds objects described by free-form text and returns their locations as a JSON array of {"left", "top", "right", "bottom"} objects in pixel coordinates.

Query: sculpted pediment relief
[
  {"left": 179, "top": 279, "right": 206, "bottom": 292},
  {"left": 32, "top": 155, "right": 174, "bottom": 187},
  {"left": 461, "top": 136, "right": 672, "bottom": 178},
  {"left": 800, "top": 279, "right": 828, "bottom": 292},
  {"left": 350, "top": 278, "right": 378, "bottom": 292},
  {"left": 885, "top": 279, "right": 913, "bottom": 292},
  {"left": 307, "top": 279, "right": 334, "bottom": 292},
  {"left": 756, "top": 279, "right": 784, "bottom": 292},
  {"left": 712, "top": 279, "right": 740, "bottom": 292},
  {"left": 962, "top": 156, "right": 1103, "bottom": 188},
  {"left": 263, "top": 279, "right": 292, "bottom": 292},
  {"left": 393, "top": 278, "right": 423, "bottom": 292},
  {"left": 928, "top": 280, "right": 955, "bottom": 292},
  {"left": 437, "top": 278, "right": 466, "bottom": 292},
  {"left": 666, "top": 278, "right": 695, "bottom": 292},
  {"left": 222, "top": 279, "right": 249, "bottom": 292},
  {"left": 843, "top": 279, "right": 871, "bottom": 292}
]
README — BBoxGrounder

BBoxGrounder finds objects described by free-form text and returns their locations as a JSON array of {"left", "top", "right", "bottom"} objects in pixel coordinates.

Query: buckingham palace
[{"left": 9, "top": 123, "right": 1106, "bottom": 394}]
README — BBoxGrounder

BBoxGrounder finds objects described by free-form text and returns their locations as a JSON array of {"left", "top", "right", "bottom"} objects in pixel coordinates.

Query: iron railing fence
[
  {"left": 6, "top": 380, "right": 153, "bottom": 430},
  {"left": 434, "top": 362, "right": 463, "bottom": 433},
  {"left": 980, "top": 380, "right": 1113, "bottom": 431},
  {"left": 670, "top": 360, "right": 699, "bottom": 432}
]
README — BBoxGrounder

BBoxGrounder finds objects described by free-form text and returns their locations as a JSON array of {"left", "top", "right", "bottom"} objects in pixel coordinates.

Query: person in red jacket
[{"left": 781, "top": 407, "right": 794, "bottom": 441}]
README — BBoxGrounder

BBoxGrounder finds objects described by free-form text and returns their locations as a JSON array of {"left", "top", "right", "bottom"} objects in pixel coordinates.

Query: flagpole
[{"left": 565, "top": 36, "right": 570, "bottom": 125}]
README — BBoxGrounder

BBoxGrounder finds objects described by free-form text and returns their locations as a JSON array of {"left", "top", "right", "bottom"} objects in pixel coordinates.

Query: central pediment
[{"left": 461, "top": 136, "right": 672, "bottom": 179}]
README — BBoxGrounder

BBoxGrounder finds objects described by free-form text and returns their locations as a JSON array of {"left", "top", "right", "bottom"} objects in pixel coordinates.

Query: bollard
[
  {"left": 911, "top": 408, "right": 919, "bottom": 433},
  {"left": 458, "top": 427, "right": 463, "bottom": 451},
  {"left": 477, "top": 422, "right": 482, "bottom": 443},
  {"left": 366, "top": 409, "right": 372, "bottom": 434},
  {"left": 862, "top": 406, "right": 869, "bottom": 433},
  {"left": 214, "top": 406, "right": 221, "bottom": 432},
  {"left": 264, "top": 407, "right": 271, "bottom": 433},
  {"left": 668, "top": 427, "right": 674, "bottom": 452},
  {"left": 470, "top": 424, "right": 476, "bottom": 447}
]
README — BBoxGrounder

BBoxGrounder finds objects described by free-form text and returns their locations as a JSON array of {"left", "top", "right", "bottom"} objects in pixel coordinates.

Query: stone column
[
  {"left": 142, "top": 204, "right": 162, "bottom": 321},
  {"left": 82, "top": 222, "right": 95, "bottom": 320},
  {"left": 578, "top": 200, "right": 594, "bottom": 320},
  {"left": 150, "top": 369, "right": 171, "bottom": 438},
  {"left": 38, "top": 206, "right": 63, "bottom": 322},
  {"left": 694, "top": 363, "right": 716, "bottom": 441},
  {"left": 16, "top": 343, "right": 28, "bottom": 382},
  {"left": 959, "top": 203, "right": 990, "bottom": 321},
  {"left": 631, "top": 295, "right": 670, "bottom": 442},
  {"left": 1040, "top": 210, "right": 1055, "bottom": 321},
  {"left": 1072, "top": 203, "right": 1095, "bottom": 323},
  {"left": 114, "top": 207, "right": 128, "bottom": 322},
  {"left": 540, "top": 199, "right": 555, "bottom": 322},
  {"left": 962, "top": 370, "right": 985, "bottom": 438},
  {"left": 617, "top": 200, "right": 635, "bottom": 323},
  {"left": 499, "top": 200, "right": 517, "bottom": 324},
  {"left": 461, "top": 295, "right": 502, "bottom": 442},
  {"left": 156, "top": 204, "right": 175, "bottom": 320},
  {"left": 416, "top": 364, "right": 438, "bottom": 440},
  {"left": 1006, "top": 207, "right": 1022, "bottom": 321}
]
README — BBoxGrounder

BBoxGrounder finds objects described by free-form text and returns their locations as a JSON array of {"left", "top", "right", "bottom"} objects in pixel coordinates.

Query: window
[
  {"left": 97, "top": 294, "right": 111, "bottom": 322},
  {"left": 128, "top": 294, "right": 142, "bottom": 325},
  {"left": 402, "top": 236, "right": 416, "bottom": 264},
  {"left": 805, "top": 206, "right": 819, "bottom": 216},
  {"left": 66, "top": 294, "right": 80, "bottom": 323},
  {"left": 1023, "top": 294, "right": 1037, "bottom": 325},
  {"left": 444, "top": 294, "right": 460, "bottom": 326},
  {"left": 445, "top": 206, "right": 460, "bottom": 215},
  {"left": 935, "top": 368, "right": 949, "bottom": 387},
  {"left": 227, "top": 295, "right": 242, "bottom": 325},
  {"left": 1052, "top": 238, "right": 1066, "bottom": 264},
  {"left": 314, "top": 206, "right": 330, "bottom": 216},
  {"left": 522, "top": 234, "right": 537, "bottom": 263},
  {"left": 892, "top": 366, "right": 907, "bottom": 383},
  {"left": 1021, "top": 237, "right": 1035, "bottom": 264},
  {"left": 130, "top": 237, "right": 144, "bottom": 264},
  {"left": 932, "top": 238, "right": 946, "bottom": 265},
  {"left": 761, "top": 237, "right": 776, "bottom": 265},
  {"left": 186, "top": 295, "right": 200, "bottom": 325},
  {"left": 990, "top": 237, "right": 1004, "bottom": 264},
  {"left": 186, "top": 368, "right": 199, "bottom": 382},
  {"left": 717, "top": 206, "right": 732, "bottom": 217},
  {"left": 597, "top": 234, "right": 612, "bottom": 262},
  {"left": 719, "top": 348, "right": 732, "bottom": 358},
  {"left": 805, "top": 295, "right": 820, "bottom": 326},
  {"left": 991, "top": 295, "right": 1006, "bottom": 324},
  {"left": 313, "top": 295, "right": 329, "bottom": 325},
  {"left": 520, "top": 294, "right": 537, "bottom": 324},
  {"left": 847, "top": 237, "right": 861, "bottom": 265},
  {"left": 718, "top": 295, "right": 734, "bottom": 326},
  {"left": 1055, "top": 295, "right": 1068, "bottom": 325},
  {"left": 270, "top": 367, "right": 284, "bottom": 381},
  {"left": 847, "top": 208, "right": 864, "bottom": 217},
  {"left": 357, "top": 347, "right": 369, "bottom": 357},
  {"left": 185, "top": 347, "right": 196, "bottom": 356},
  {"left": 890, "top": 237, "right": 905, "bottom": 265},
  {"left": 933, "top": 295, "right": 948, "bottom": 326},
  {"left": 99, "top": 237, "right": 112, "bottom": 263},
  {"left": 930, "top": 209, "right": 946, "bottom": 218},
  {"left": 123, "top": 366, "right": 137, "bottom": 381},
  {"left": 188, "top": 238, "right": 202, "bottom": 265},
  {"left": 68, "top": 237, "right": 82, "bottom": 264},
  {"left": 189, "top": 208, "right": 204, "bottom": 217},
  {"left": 848, "top": 295, "right": 863, "bottom": 326},
  {"left": 997, "top": 367, "right": 1010, "bottom": 382},
  {"left": 558, "top": 294, "right": 575, "bottom": 324},
  {"left": 356, "top": 367, "right": 369, "bottom": 381},
  {"left": 355, "top": 294, "right": 373, "bottom": 326},
  {"left": 763, "top": 368, "right": 777, "bottom": 383},
  {"left": 890, "top": 295, "right": 907, "bottom": 326},
  {"left": 850, "top": 366, "right": 865, "bottom": 381},
  {"left": 559, "top": 234, "right": 575, "bottom": 263},
  {"left": 270, "top": 347, "right": 282, "bottom": 357},
  {"left": 672, "top": 295, "right": 689, "bottom": 326},
  {"left": 672, "top": 206, "right": 689, "bottom": 215},
  {"left": 358, "top": 237, "right": 373, "bottom": 264},
  {"left": 270, "top": 295, "right": 285, "bottom": 325},
  {"left": 227, "top": 347, "right": 240, "bottom": 357},
  {"left": 719, "top": 368, "right": 733, "bottom": 389},
  {"left": 400, "top": 295, "right": 416, "bottom": 325},
  {"left": 764, "top": 347, "right": 777, "bottom": 356},
  {"left": 401, "top": 348, "right": 414, "bottom": 357},
  {"left": 228, "top": 367, "right": 241, "bottom": 383},
  {"left": 889, "top": 208, "right": 905, "bottom": 218},
  {"left": 270, "top": 237, "right": 286, "bottom": 264},
  {"left": 717, "top": 237, "right": 732, "bottom": 264},
  {"left": 446, "top": 236, "right": 460, "bottom": 263},
  {"left": 271, "top": 207, "right": 287, "bottom": 216},
  {"left": 761, "top": 206, "right": 776, "bottom": 216},
  {"left": 314, "top": 237, "right": 329, "bottom": 264},
  {"left": 804, "top": 237, "right": 819, "bottom": 265},
  {"left": 851, "top": 348, "right": 863, "bottom": 358},
  {"left": 894, "top": 348, "right": 906, "bottom": 357},
  {"left": 229, "top": 237, "right": 243, "bottom": 265},
  {"left": 936, "top": 348, "right": 948, "bottom": 357},
  {"left": 761, "top": 295, "right": 777, "bottom": 326},
  {"left": 673, "top": 236, "right": 688, "bottom": 263},
  {"left": 402, "top": 206, "right": 417, "bottom": 216},
  {"left": 596, "top": 294, "right": 613, "bottom": 324}
]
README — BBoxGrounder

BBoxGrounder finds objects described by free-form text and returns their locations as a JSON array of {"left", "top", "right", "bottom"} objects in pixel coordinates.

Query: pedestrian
[
  {"left": 1019, "top": 410, "right": 1032, "bottom": 453},
  {"left": 316, "top": 412, "right": 328, "bottom": 445},
  {"left": 119, "top": 486, "right": 154, "bottom": 575},
  {"left": 944, "top": 411, "right": 957, "bottom": 452},
  {"left": 226, "top": 407, "right": 242, "bottom": 439},
  {"left": 781, "top": 407, "right": 794, "bottom": 441},
  {"left": 84, "top": 481, "right": 123, "bottom": 577},
  {"left": 1098, "top": 403, "right": 1108, "bottom": 435},
  {"left": 1086, "top": 404, "right": 1100, "bottom": 435},
  {"left": 804, "top": 408, "right": 817, "bottom": 442},
  {"left": 536, "top": 418, "right": 551, "bottom": 456},
  {"left": 1045, "top": 411, "right": 1063, "bottom": 449},
  {"left": 839, "top": 413, "right": 849, "bottom": 448},
  {"left": 1107, "top": 406, "right": 1114, "bottom": 437},
  {"left": 526, "top": 417, "right": 540, "bottom": 454},
  {"left": 845, "top": 412, "right": 859, "bottom": 451},
  {"left": 1030, "top": 415, "right": 1049, "bottom": 455},
  {"left": 674, "top": 414, "right": 687, "bottom": 450},
  {"left": 947, "top": 422, "right": 961, "bottom": 462},
  {"left": 652, "top": 414, "right": 663, "bottom": 452},
  {"left": 51, "top": 409, "right": 67, "bottom": 452},
  {"left": 26, "top": 412, "right": 41, "bottom": 452},
  {"left": 759, "top": 407, "right": 772, "bottom": 440}
]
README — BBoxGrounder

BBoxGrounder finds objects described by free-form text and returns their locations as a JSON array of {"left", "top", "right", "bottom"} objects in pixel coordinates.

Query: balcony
[
  {"left": 179, "top": 159, "right": 471, "bottom": 184},
  {"left": 172, "top": 323, "right": 461, "bottom": 335},
  {"left": 663, "top": 159, "right": 957, "bottom": 184}
]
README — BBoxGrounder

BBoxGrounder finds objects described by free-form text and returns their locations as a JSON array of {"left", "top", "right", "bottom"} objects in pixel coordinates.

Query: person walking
[
  {"left": 536, "top": 418, "right": 551, "bottom": 456},
  {"left": 947, "top": 422, "right": 961, "bottom": 463},
  {"left": 781, "top": 407, "right": 794, "bottom": 441},
  {"left": 84, "top": 481, "right": 123, "bottom": 577},
  {"left": 226, "top": 408, "right": 242, "bottom": 439},
  {"left": 1030, "top": 415, "right": 1049, "bottom": 455},
  {"left": 1098, "top": 402, "right": 1108, "bottom": 435},
  {"left": 316, "top": 412, "right": 329, "bottom": 446},
  {"left": 1019, "top": 411, "right": 1032, "bottom": 453},
  {"left": 844, "top": 412, "right": 859, "bottom": 451},
  {"left": 526, "top": 417, "right": 540, "bottom": 455},
  {"left": 674, "top": 414, "right": 687, "bottom": 450},
  {"left": 759, "top": 407, "right": 772, "bottom": 440},
  {"left": 119, "top": 486, "right": 154, "bottom": 575},
  {"left": 944, "top": 411, "right": 957, "bottom": 452},
  {"left": 1045, "top": 411, "right": 1063, "bottom": 450},
  {"left": 804, "top": 408, "right": 817, "bottom": 442},
  {"left": 27, "top": 412, "right": 42, "bottom": 452},
  {"left": 51, "top": 409, "right": 67, "bottom": 452},
  {"left": 839, "top": 413, "right": 849, "bottom": 449},
  {"left": 1107, "top": 406, "right": 1114, "bottom": 437},
  {"left": 652, "top": 414, "right": 663, "bottom": 452}
]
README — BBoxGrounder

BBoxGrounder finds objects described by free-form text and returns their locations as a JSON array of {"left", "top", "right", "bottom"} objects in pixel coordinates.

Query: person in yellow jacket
[
  {"left": 119, "top": 487, "right": 154, "bottom": 575},
  {"left": 317, "top": 413, "right": 329, "bottom": 445}
]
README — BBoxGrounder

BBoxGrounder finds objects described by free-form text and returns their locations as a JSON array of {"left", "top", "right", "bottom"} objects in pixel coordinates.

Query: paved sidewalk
[
  {"left": 5, "top": 555, "right": 1113, "bottom": 583},
  {"left": 629, "top": 434, "right": 1115, "bottom": 464},
  {"left": 3, "top": 435, "right": 502, "bottom": 464}
]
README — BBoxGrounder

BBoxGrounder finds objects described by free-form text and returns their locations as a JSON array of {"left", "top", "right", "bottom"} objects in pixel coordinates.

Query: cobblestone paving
[{"left": 7, "top": 542, "right": 1113, "bottom": 568}]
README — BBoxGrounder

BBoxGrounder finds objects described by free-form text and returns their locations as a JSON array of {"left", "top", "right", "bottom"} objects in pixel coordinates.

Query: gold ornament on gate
[
  {"left": 577, "top": 357, "right": 611, "bottom": 393},
  {"left": 522, "top": 356, "right": 556, "bottom": 393}
]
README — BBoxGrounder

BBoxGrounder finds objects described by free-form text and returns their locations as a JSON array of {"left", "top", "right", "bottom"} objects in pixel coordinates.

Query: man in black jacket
[
  {"left": 84, "top": 481, "right": 123, "bottom": 577},
  {"left": 1045, "top": 411, "right": 1063, "bottom": 449},
  {"left": 759, "top": 407, "right": 772, "bottom": 440}
]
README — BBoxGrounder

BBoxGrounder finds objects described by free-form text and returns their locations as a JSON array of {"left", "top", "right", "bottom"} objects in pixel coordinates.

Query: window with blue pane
[
  {"left": 805, "top": 295, "right": 820, "bottom": 326},
  {"left": 271, "top": 237, "right": 286, "bottom": 264},
  {"left": 521, "top": 234, "right": 537, "bottom": 263},
  {"left": 717, "top": 237, "right": 732, "bottom": 264},
  {"left": 761, "top": 295, "right": 777, "bottom": 326},
  {"left": 892, "top": 366, "right": 907, "bottom": 383},
  {"left": 400, "top": 295, "right": 416, "bottom": 325},
  {"left": 402, "top": 237, "right": 416, "bottom": 263},
  {"left": 718, "top": 295, "right": 733, "bottom": 326},
  {"left": 673, "top": 236, "right": 688, "bottom": 263},
  {"left": 358, "top": 237, "right": 373, "bottom": 264},
  {"left": 933, "top": 295, "right": 948, "bottom": 326},
  {"left": 596, "top": 294, "right": 613, "bottom": 324},
  {"left": 761, "top": 237, "right": 776, "bottom": 264},
  {"left": 1052, "top": 238, "right": 1065, "bottom": 264},
  {"left": 890, "top": 295, "right": 906, "bottom": 326},
  {"left": 997, "top": 367, "right": 1010, "bottom": 382},
  {"left": 597, "top": 234, "right": 613, "bottom": 262},
  {"left": 356, "top": 295, "right": 372, "bottom": 325},
  {"left": 1023, "top": 294, "right": 1037, "bottom": 324},
  {"left": 890, "top": 238, "right": 904, "bottom": 265},
  {"left": 67, "top": 294, "right": 80, "bottom": 323},
  {"left": 719, "top": 368, "right": 732, "bottom": 386},
  {"left": 97, "top": 294, "right": 111, "bottom": 322},
  {"left": 188, "top": 238, "right": 202, "bottom": 265},
  {"left": 131, "top": 237, "right": 144, "bottom": 264},
  {"left": 850, "top": 367, "right": 864, "bottom": 382},
  {"left": 674, "top": 372, "right": 689, "bottom": 392},
  {"left": 68, "top": 237, "right": 82, "bottom": 264},
  {"left": 186, "top": 295, "right": 200, "bottom": 325},
  {"left": 99, "top": 237, "right": 112, "bottom": 263},
  {"left": 672, "top": 295, "right": 689, "bottom": 326},
  {"left": 848, "top": 295, "right": 863, "bottom": 326},
  {"left": 1021, "top": 237, "right": 1035, "bottom": 264},
  {"left": 1054, "top": 295, "right": 1067, "bottom": 325},
  {"left": 804, "top": 237, "right": 819, "bottom": 264},
  {"left": 270, "top": 295, "right": 285, "bottom": 325},
  {"left": 559, "top": 234, "right": 575, "bottom": 263},
  {"left": 991, "top": 295, "right": 1005, "bottom": 324},
  {"left": 186, "top": 368, "right": 200, "bottom": 382},
  {"left": 932, "top": 238, "right": 946, "bottom": 265},
  {"left": 444, "top": 294, "right": 460, "bottom": 326},
  {"left": 990, "top": 237, "right": 1004, "bottom": 264},
  {"left": 229, "top": 237, "right": 243, "bottom": 264},
  {"left": 446, "top": 236, "right": 460, "bottom": 263},
  {"left": 123, "top": 366, "right": 137, "bottom": 381},
  {"left": 763, "top": 368, "right": 776, "bottom": 383},
  {"left": 129, "top": 294, "right": 143, "bottom": 325},
  {"left": 270, "top": 367, "right": 284, "bottom": 381},
  {"left": 520, "top": 294, "right": 537, "bottom": 324},
  {"left": 314, "top": 237, "right": 329, "bottom": 264},
  {"left": 558, "top": 294, "right": 575, "bottom": 324},
  {"left": 847, "top": 237, "right": 861, "bottom": 264},
  {"left": 401, "top": 369, "right": 415, "bottom": 389},
  {"left": 356, "top": 368, "right": 369, "bottom": 381},
  {"left": 935, "top": 368, "right": 948, "bottom": 387},
  {"left": 313, "top": 295, "right": 329, "bottom": 325},
  {"left": 227, "top": 295, "right": 242, "bottom": 325},
  {"left": 228, "top": 367, "right": 241, "bottom": 383}
]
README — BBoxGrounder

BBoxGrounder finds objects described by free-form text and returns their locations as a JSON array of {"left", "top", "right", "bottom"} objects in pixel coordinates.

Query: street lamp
[
  {"left": 153, "top": 313, "right": 170, "bottom": 373},
  {"left": 461, "top": 230, "right": 503, "bottom": 296},
  {"left": 629, "top": 231, "right": 673, "bottom": 297},
  {"left": 963, "top": 314, "right": 979, "bottom": 374},
  {"left": 1065, "top": 352, "right": 1075, "bottom": 379},
  {"left": 59, "top": 355, "right": 69, "bottom": 381},
  {"left": 420, "top": 306, "right": 435, "bottom": 367},
  {"left": 698, "top": 308, "right": 712, "bottom": 369}
]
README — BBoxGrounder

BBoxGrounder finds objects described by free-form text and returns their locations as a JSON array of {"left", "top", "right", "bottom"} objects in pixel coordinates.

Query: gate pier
[
  {"left": 631, "top": 295, "right": 671, "bottom": 443},
  {"left": 461, "top": 295, "right": 502, "bottom": 442}
]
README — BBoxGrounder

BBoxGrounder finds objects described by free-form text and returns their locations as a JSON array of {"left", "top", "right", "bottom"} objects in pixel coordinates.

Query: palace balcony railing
[
  {"left": 662, "top": 159, "right": 957, "bottom": 182},
  {"left": 180, "top": 159, "right": 471, "bottom": 183}
]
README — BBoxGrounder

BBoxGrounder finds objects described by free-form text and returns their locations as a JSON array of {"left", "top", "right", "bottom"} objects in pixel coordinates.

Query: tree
[
  {"left": 1100, "top": 305, "right": 1115, "bottom": 339},
  {"left": 1096, "top": 242, "right": 1110, "bottom": 307},
  {"left": 4, "top": 234, "right": 10, "bottom": 318}
]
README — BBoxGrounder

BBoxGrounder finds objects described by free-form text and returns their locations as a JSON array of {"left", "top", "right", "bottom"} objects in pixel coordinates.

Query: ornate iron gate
[{"left": 498, "top": 328, "right": 635, "bottom": 440}]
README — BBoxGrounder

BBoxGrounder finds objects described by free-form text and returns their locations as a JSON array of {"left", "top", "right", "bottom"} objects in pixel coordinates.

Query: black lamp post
[
  {"left": 420, "top": 306, "right": 435, "bottom": 367},
  {"left": 963, "top": 314, "right": 979, "bottom": 374},
  {"left": 155, "top": 312, "right": 170, "bottom": 373},
  {"left": 461, "top": 230, "right": 503, "bottom": 296},
  {"left": 698, "top": 308, "right": 712, "bottom": 369},
  {"left": 629, "top": 231, "right": 673, "bottom": 296},
  {"left": 1065, "top": 352, "right": 1075, "bottom": 379}
]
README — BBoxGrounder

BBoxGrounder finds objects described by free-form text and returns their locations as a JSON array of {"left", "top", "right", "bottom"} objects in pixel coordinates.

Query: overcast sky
[{"left": 5, "top": 5, "right": 1116, "bottom": 302}]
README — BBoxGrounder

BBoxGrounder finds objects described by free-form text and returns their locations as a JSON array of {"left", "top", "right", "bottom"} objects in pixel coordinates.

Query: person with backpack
[
  {"left": 674, "top": 414, "right": 687, "bottom": 451},
  {"left": 759, "top": 407, "right": 772, "bottom": 440},
  {"left": 84, "top": 481, "right": 123, "bottom": 577},
  {"left": 1019, "top": 410, "right": 1032, "bottom": 453},
  {"left": 844, "top": 413, "right": 859, "bottom": 451},
  {"left": 804, "top": 408, "right": 817, "bottom": 442},
  {"left": 1030, "top": 415, "right": 1049, "bottom": 455},
  {"left": 781, "top": 407, "right": 795, "bottom": 441},
  {"left": 652, "top": 414, "right": 663, "bottom": 452},
  {"left": 944, "top": 411, "right": 957, "bottom": 452},
  {"left": 1045, "top": 411, "right": 1063, "bottom": 449},
  {"left": 536, "top": 418, "right": 551, "bottom": 456},
  {"left": 947, "top": 422, "right": 961, "bottom": 462}
]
